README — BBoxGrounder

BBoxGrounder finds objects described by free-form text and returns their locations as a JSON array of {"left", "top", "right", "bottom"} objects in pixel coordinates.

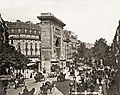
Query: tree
[
  {"left": 0, "top": 43, "right": 29, "bottom": 69},
  {"left": 72, "top": 52, "right": 78, "bottom": 64},
  {"left": 93, "top": 38, "right": 109, "bottom": 65},
  {"left": 77, "top": 42, "right": 86, "bottom": 59}
]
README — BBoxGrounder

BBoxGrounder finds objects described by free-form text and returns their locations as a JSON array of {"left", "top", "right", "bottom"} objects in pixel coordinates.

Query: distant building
[
  {"left": 84, "top": 43, "right": 93, "bottom": 49},
  {"left": 63, "top": 30, "right": 71, "bottom": 59},
  {"left": 63, "top": 30, "right": 78, "bottom": 63},
  {"left": 6, "top": 20, "right": 41, "bottom": 70},
  {"left": 70, "top": 32, "right": 78, "bottom": 56}
]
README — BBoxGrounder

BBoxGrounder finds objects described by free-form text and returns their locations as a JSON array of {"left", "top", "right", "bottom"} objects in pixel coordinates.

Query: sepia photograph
[{"left": 0, "top": 0, "right": 120, "bottom": 95}]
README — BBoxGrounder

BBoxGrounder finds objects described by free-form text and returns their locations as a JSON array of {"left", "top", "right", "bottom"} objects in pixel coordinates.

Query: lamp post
[
  {"left": 69, "top": 82, "right": 74, "bottom": 95},
  {"left": 73, "top": 76, "right": 76, "bottom": 92},
  {"left": 38, "top": 38, "right": 41, "bottom": 72}
]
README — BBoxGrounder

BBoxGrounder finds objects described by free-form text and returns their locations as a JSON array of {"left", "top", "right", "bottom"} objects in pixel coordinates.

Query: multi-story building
[
  {"left": 111, "top": 20, "right": 120, "bottom": 92},
  {"left": 6, "top": 20, "right": 41, "bottom": 70},
  {"left": 70, "top": 32, "right": 78, "bottom": 57},
  {"left": 0, "top": 14, "right": 9, "bottom": 95},
  {"left": 37, "top": 13, "right": 66, "bottom": 72},
  {"left": 85, "top": 43, "right": 94, "bottom": 49},
  {"left": 63, "top": 30, "right": 78, "bottom": 63},
  {"left": 0, "top": 15, "right": 9, "bottom": 50},
  {"left": 111, "top": 20, "right": 120, "bottom": 67},
  {"left": 63, "top": 30, "right": 71, "bottom": 59}
]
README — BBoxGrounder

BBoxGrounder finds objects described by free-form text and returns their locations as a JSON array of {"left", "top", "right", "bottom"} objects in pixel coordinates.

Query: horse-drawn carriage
[
  {"left": 0, "top": 74, "right": 25, "bottom": 89},
  {"left": 14, "top": 76, "right": 25, "bottom": 89},
  {"left": 48, "top": 71, "right": 57, "bottom": 78},
  {"left": 40, "top": 81, "right": 55, "bottom": 95},
  {"left": 70, "top": 69, "right": 75, "bottom": 76},
  {"left": 34, "top": 72, "right": 45, "bottom": 82},
  {"left": 57, "top": 72, "right": 66, "bottom": 82}
]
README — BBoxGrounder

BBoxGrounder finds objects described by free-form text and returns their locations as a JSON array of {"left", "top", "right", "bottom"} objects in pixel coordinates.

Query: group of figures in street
[{"left": 69, "top": 64, "right": 118, "bottom": 95}]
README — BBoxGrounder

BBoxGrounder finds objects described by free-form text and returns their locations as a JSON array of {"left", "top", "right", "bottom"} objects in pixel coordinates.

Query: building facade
[
  {"left": 63, "top": 30, "right": 78, "bottom": 64},
  {"left": 111, "top": 20, "right": 120, "bottom": 67},
  {"left": 6, "top": 20, "right": 41, "bottom": 70},
  {"left": 0, "top": 15, "right": 8, "bottom": 50},
  {"left": 111, "top": 20, "right": 120, "bottom": 93},
  {"left": 37, "top": 13, "right": 66, "bottom": 72},
  {"left": 0, "top": 14, "right": 9, "bottom": 95}
]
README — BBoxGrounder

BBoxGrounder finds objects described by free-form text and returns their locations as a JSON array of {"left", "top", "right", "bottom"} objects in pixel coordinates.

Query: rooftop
[{"left": 37, "top": 12, "right": 66, "bottom": 27}]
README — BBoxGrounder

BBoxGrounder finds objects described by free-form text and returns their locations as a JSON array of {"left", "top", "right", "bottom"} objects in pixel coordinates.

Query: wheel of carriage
[
  {"left": 22, "top": 81, "right": 25, "bottom": 86},
  {"left": 14, "top": 84, "right": 18, "bottom": 89},
  {"left": 70, "top": 71, "right": 75, "bottom": 76},
  {"left": 14, "top": 80, "right": 18, "bottom": 89},
  {"left": 61, "top": 78, "right": 64, "bottom": 81},
  {"left": 42, "top": 77, "right": 45, "bottom": 81},
  {"left": 57, "top": 77, "right": 60, "bottom": 82}
]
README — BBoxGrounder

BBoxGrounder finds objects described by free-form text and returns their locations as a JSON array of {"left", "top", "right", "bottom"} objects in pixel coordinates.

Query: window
[
  {"left": 25, "top": 29, "right": 27, "bottom": 34},
  {"left": 25, "top": 43, "right": 28, "bottom": 56},
  {"left": 117, "top": 29, "right": 119, "bottom": 35},
  {"left": 117, "top": 36, "right": 119, "bottom": 42},
  {"left": 34, "top": 30, "right": 36, "bottom": 34},
  {"left": 30, "top": 43, "right": 33, "bottom": 55},
  {"left": 10, "top": 37, "right": 13, "bottom": 44},
  {"left": 18, "top": 28, "right": 21, "bottom": 33},
  {"left": 11, "top": 29, "right": 14, "bottom": 33},
  {"left": 30, "top": 29, "right": 32, "bottom": 34},
  {"left": 17, "top": 43, "right": 21, "bottom": 52},
  {"left": 34, "top": 43, "right": 38, "bottom": 55}
]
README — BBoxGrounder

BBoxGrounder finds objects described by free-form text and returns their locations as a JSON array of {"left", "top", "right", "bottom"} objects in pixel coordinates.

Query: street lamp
[
  {"left": 69, "top": 82, "right": 74, "bottom": 95},
  {"left": 73, "top": 76, "right": 76, "bottom": 91},
  {"left": 38, "top": 38, "right": 41, "bottom": 72}
]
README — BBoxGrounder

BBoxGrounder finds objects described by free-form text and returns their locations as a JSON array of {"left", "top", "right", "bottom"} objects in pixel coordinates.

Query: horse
[{"left": 40, "top": 81, "right": 55, "bottom": 95}]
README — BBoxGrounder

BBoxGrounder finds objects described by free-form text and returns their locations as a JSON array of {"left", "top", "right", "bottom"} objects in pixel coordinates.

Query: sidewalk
[{"left": 52, "top": 87, "right": 64, "bottom": 95}]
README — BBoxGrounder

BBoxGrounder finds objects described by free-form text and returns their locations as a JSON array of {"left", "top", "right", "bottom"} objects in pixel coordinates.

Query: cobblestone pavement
[{"left": 6, "top": 68, "right": 108, "bottom": 95}]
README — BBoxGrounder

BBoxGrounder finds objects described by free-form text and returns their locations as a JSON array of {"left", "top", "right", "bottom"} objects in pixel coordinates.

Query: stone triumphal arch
[{"left": 37, "top": 13, "right": 66, "bottom": 72}]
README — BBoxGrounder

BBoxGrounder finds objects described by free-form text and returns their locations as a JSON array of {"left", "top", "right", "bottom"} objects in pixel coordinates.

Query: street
[
  {"left": 6, "top": 77, "right": 63, "bottom": 95},
  {"left": 6, "top": 68, "right": 73, "bottom": 95},
  {"left": 6, "top": 67, "right": 110, "bottom": 95}
]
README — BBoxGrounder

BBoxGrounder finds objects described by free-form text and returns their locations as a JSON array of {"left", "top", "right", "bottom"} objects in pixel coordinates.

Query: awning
[
  {"left": 27, "top": 63, "right": 36, "bottom": 66},
  {"left": 0, "top": 75, "right": 11, "bottom": 81},
  {"left": 51, "top": 59, "right": 59, "bottom": 64},
  {"left": 66, "top": 59, "right": 73, "bottom": 62},
  {"left": 51, "top": 61, "right": 59, "bottom": 63},
  {"left": 60, "top": 59, "right": 66, "bottom": 61}
]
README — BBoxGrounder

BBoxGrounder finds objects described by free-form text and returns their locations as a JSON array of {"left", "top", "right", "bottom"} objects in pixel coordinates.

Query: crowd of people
[
  {"left": 19, "top": 86, "right": 35, "bottom": 95},
  {"left": 69, "top": 63, "right": 118, "bottom": 94}
]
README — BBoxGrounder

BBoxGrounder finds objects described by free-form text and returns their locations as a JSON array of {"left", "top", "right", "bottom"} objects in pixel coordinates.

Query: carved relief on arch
[
  {"left": 55, "top": 38, "right": 60, "bottom": 47},
  {"left": 53, "top": 35, "right": 61, "bottom": 47}
]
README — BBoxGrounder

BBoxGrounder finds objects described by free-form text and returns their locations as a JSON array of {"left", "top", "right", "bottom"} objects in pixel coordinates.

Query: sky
[{"left": 0, "top": 0, "right": 120, "bottom": 44}]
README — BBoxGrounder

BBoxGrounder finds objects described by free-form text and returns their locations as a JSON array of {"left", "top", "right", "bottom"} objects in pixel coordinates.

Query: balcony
[{"left": 0, "top": 75, "right": 12, "bottom": 81}]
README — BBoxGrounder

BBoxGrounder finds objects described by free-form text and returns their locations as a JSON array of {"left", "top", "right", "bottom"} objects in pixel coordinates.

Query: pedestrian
[
  {"left": 23, "top": 86, "right": 29, "bottom": 94},
  {"left": 40, "top": 83, "right": 48, "bottom": 95},
  {"left": 0, "top": 86, "right": 7, "bottom": 95},
  {"left": 90, "top": 83, "right": 95, "bottom": 92},
  {"left": 99, "top": 77, "right": 102, "bottom": 86},
  {"left": 29, "top": 88, "right": 35, "bottom": 95},
  {"left": 43, "top": 68, "right": 46, "bottom": 74},
  {"left": 30, "top": 73, "right": 32, "bottom": 78}
]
